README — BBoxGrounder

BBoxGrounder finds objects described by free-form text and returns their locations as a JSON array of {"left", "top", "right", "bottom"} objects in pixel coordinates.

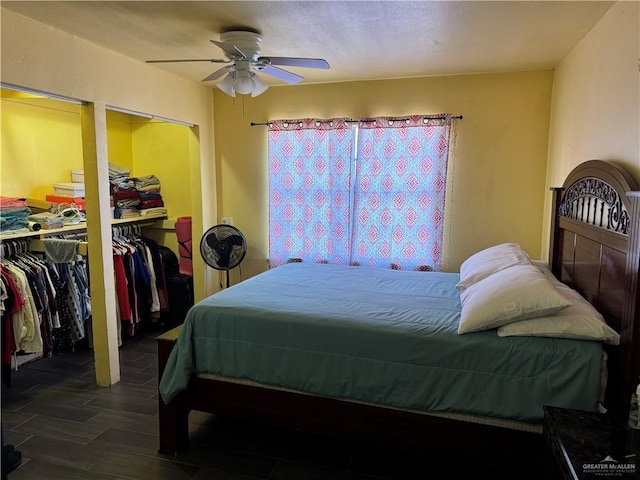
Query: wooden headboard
[{"left": 549, "top": 159, "right": 640, "bottom": 416}]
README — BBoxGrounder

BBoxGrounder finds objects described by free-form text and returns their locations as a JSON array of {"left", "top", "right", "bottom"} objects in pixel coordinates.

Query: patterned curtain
[
  {"left": 268, "top": 119, "right": 353, "bottom": 266},
  {"left": 350, "top": 115, "right": 451, "bottom": 270},
  {"left": 268, "top": 115, "right": 452, "bottom": 270}
]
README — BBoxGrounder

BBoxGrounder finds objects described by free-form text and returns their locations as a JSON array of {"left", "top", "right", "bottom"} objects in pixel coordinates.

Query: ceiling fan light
[
  {"left": 234, "top": 69, "right": 255, "bottom": 95},
  {"left": 251, "top": 74, "right": 269, "bottom": 97},
  {"left": 217, "top": 74, "right": 236, "bottom": 97}
]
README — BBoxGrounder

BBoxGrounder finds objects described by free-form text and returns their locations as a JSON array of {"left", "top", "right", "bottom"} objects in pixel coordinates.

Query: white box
[
  {"left": 53, "top": 182, "right": 85, "bottom": 197},
  {"left": 71, "top": 170, "right": 84, "bottom": 183}
]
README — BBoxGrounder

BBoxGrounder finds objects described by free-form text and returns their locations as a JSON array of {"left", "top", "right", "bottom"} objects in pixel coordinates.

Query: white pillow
[
  {"left": 497, "top": 265, "right": 620, "bottom": 345},
  {"left": 457, "top": 263, "right": 572, "bottom": 334},
  {"left": 456, "top": 243, "right": 531, "bottom": 292}
]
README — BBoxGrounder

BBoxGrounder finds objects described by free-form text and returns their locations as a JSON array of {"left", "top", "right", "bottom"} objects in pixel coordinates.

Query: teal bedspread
[{"left": 159, "top": 263, "right": 603, "bottom": 423}]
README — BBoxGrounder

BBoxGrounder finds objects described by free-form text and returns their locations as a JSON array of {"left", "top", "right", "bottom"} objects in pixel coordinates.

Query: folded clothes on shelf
[
  {"left": 0, "top": 196, "right": 28, "bottom": 209},
  {"left": 0, "top": 198, "right": 31, "bottom": 231},
  {"left": 28, "top": 212, "right": 64, "bottom": 229},
  {"left": 114, "top": 206, "right": 140, "bottom": 219},
  {"left": 109, "top": 162, "right": 131, "bottom": 185},
  {"left": 115, "top": 199, "right": 141, "bottom": 208},
  {"left": 139, "top": 207, "right": 167, "bottom": 217},
  {"left": 133, "top": 175, "right": 161, "bottom": 192}
]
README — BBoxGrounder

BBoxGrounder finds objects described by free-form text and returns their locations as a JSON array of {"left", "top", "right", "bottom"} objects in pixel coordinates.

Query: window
[{"left": 268, "top": 115, "right": 453, "bottom": 270}]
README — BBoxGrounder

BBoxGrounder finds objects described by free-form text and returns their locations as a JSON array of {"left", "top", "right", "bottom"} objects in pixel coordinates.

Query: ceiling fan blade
[
  {"left": 261, "top": 57, "right": 330, "bottom": 69},
  {"left": 202, "top": 65, "right": 234, "bottom": 82},
  {"left": 147, "top": 58, "right": 227, "bottom": 64},
  {"left": 210, "top": 39, "right": 246, "bottom": 58},
  {"left": 259, "top": 64, "right": 304, "bottom": 84}
]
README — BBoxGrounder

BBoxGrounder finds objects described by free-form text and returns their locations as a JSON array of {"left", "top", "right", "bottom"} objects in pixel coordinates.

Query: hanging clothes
[
  {"left": 0, "top": 240, "right": 59, "bottom": 386},
  {"left": 1, "top": 266, "right": 23, "bottom": 387},
  {"left": 111, "top": 225, "right": 163, "bottom": 338},
  {"left": 3, "top": 262, "right": 43, "bottom": 355},
  {"left": 43, "top": 237, "right": 90, "bottom": 348},
  {"left": 47, "top": 263, "right": 74, "bottom": 354},
  {"left": 0, "top": 238, "right": 91, "bottom": 373}
]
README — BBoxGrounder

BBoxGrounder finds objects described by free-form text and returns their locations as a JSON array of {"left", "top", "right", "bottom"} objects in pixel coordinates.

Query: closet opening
[
  {"left": 105, "top": 105, "right": 197, "bottom": 343},
  {"left": 2, "top": 87, "right": 198, "bottom": 387},
  {"left": 1, "top": 85, "right": 90, "bottom": 377}
]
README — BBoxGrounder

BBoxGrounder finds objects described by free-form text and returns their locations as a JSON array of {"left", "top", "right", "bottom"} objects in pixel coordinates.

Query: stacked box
[{"left": 53, "top": 182, "right": 85, "bottom": 197}]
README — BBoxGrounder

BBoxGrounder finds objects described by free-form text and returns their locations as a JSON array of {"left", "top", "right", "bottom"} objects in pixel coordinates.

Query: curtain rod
[{"left": 250, "top": 115, "right": 463, "bottom": 127}]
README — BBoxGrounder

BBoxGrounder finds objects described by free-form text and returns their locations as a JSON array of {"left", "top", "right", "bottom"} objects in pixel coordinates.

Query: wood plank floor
[{"left": 2, "top": 327, "right": 544, "bottom": 479}]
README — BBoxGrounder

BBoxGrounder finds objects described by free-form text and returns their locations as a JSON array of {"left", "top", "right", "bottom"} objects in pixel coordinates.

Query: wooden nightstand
[{"left": 544, "top": 405, "right": 640, "bottom": 479}]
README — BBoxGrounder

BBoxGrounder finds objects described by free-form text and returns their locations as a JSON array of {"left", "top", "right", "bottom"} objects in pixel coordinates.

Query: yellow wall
[
  {"left": 131, "top": 121, "right": 192, "bottom": 218},
  {"left": 1, "top": 7, "right": 216, "bottom": 300},
  {"left": 105, "top": 111, "right": 134, "bottom": 171},
  {"left": 1, "top": 93, "right": 195, "bottom": 284},
  {"left": 1, "top": 92, "right": 83, "bottom": 199},
  {"left": 131, "top": 117, "right": 194, "bottom": 252},
  {"left": 104, "top": 110, "right": 194, "bottom": 224},
  {"left": 214, "top": 71, "right": 554, "bottom": 274},
  {"left": 1, "top": 98, "right": 193, "bottom": 245},
  {"left": 544, "top": 1, "right": 640, "bottom": 259}
]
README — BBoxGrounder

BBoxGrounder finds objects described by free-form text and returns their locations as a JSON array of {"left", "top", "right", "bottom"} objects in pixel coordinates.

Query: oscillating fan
[{"left": 200, "top": 224, "right": 247, "bottom": 288}]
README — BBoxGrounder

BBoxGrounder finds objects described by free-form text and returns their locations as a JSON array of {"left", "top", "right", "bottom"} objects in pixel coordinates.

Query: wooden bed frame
[
  {"left": 157, "top": 159, "right": 640, "bottom": 472},
  {"left": 549, "top": 159, "right": 640, "bottom": 416}
]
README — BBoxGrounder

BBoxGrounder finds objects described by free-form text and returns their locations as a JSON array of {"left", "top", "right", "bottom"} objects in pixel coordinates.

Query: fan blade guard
[{"left": 200, "top": 224, "right": 247, "bottom": 272}]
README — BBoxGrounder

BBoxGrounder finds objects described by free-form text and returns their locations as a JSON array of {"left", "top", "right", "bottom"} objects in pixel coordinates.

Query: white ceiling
[{"left": 2, "top": 1, "right": 615, "bottom": 87}]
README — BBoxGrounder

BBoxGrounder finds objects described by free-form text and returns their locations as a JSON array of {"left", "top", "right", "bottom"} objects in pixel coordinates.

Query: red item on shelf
[{"left": 45, "top": 194, "right": 86, "bottom": 210}]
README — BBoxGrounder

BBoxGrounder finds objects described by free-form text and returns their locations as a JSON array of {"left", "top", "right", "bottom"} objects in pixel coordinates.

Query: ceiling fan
[{"left": 146, "top": 30, "right": 330, "bottom": 97}]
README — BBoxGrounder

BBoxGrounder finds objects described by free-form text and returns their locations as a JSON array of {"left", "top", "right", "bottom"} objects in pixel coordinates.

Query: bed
[{"left": 156, "top": 159, "right": 640, "bottom": 471}]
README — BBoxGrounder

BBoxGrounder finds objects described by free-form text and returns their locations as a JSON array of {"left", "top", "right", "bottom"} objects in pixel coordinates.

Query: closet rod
[
  {"left": 111, "top": 219, "right": 160, "bottom": 228},
  {"left": 29, "top": 239, "right": 89, "bottom": 257}
]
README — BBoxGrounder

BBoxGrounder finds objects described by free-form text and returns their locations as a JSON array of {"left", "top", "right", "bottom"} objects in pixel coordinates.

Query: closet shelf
[
  {"left": 0, "top": 213, "right": 168, "bottom": 241},
  {"left": 111, "top": 213, "right": 168, "bottom": 226}
]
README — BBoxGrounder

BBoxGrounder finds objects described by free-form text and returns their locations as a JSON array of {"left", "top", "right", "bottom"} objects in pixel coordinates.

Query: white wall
[{"left": 544, "top": 1, "right": 640, "bottom": 254}]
